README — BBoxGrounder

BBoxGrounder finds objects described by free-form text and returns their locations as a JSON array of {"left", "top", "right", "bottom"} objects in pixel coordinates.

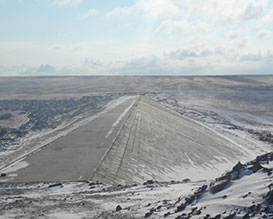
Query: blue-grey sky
[{"left": 0, "top": 0, "right": 273, "bottom": 76}]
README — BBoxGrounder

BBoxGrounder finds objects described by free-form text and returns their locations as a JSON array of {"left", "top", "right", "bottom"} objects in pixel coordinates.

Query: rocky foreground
[{"left": 0, "top": 152, "right": 272, "bottom": 219}]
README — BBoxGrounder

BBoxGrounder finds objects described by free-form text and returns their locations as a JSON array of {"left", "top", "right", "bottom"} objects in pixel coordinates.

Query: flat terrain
[
  {"left": 0, "top": 76, "right": 272, "bottom": 218},
  {"left": 2, "top": 96, "right": 247, "bottom": 183},
  {"left": 2, "top": 97, "right": 136, "bottom": 182},
  {"left": 0, "top": 75, "right": 273, "bottom": 99},
  {"left": 0, "top": 75, "right": 272, "bottom": 184}
]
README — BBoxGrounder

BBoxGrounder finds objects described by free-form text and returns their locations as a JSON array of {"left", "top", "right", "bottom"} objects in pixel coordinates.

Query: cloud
[
  {"left": 228, "top": 32, "right": 240, "bottom": 40},
  {"left": 0, "top": 65, "right": 28, "bottom": 76},
  {"left": 109, "top": 0, "right": 180, "bottom": 19},
  {"left": 0, "top": 64, "right": 57, "bottom": 76},
  {"left": 232, "top": 38, "right": 248, "bottom": 49},
  {"left": 36, "top": 64, "right": 55, "bottom": 73},
  {"left": 82, "top": 58, "right": 102, "bottom": 67},
  {"left": 240, "top": 2, "right": 265, "bottom": 20},
  {"left": 112, "top": 56, "right": 169, "bottom": 75},
  {"left": 262, "top": 9, "right": 273, "bottom": 22},
  {"left": 156, "top": 20, "right": 193, "bottom": 34},
  {"left": 195, "top": 22, "right": 211, "bottom": 33},
  {"left": 0, "top": 61, "right": 108, "bottom": 76},
  {"left": 156, "top": 19, "right": 212, "bottom": 35},
  {"left": 180, "top": 0, "right": 268, "bottom": 23},
  {"left": 257, "top": 29, "right": 271, "bottom": 39},
  {"left": 82, "top": 9, "right": 98, "bottom": 19},
  {"left": 51, "top": 0, "right": 83, "bottom": 7},
  {"left": 23, "top": 64, "right": 56, "bottom": 75},
  {"left": 2, "top": 47, "right": 273, "bottom": 76},
  {"left": 167, "top": 48, "right": 213, "bottom": 61},
  {"left": 240, "top": 51, "right": 273, "bottom": 62}
]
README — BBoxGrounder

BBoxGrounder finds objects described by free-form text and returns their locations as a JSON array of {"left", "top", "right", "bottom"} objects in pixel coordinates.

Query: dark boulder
[
  {"left": 210, "top": 180, "right": 230, "bottom": 194},
  {"left": 115, "top": 205, "right": 122, "bottom": 212},
  {"left": 249, "top": 161, "right": 263, "bottom": 173},
  {"left": 0, "top": 173, "right": 7, "bottom": 177},
  {"left": 266, "top": 190, "right": 273, "bottom": 204},
  {"left": 176, "top": 203, "right": 186, "bottom": 213},
  {"left": 143, "top": 180, "right": 155, "bottom": 185},
  {"left": 233, "top": 161, "right": 243, "bottom": 172},
  {"left": 48, "top": 183, "right": 63, "bottom": 188}
]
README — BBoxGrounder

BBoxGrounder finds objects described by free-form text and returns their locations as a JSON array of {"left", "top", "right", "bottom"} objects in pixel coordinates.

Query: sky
[{"left": 0, "top": 0, "right": 273, "bottom": 76}]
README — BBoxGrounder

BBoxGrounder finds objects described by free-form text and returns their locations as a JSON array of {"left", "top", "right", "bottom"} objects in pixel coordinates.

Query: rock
[
  {"left": 233, "top": 161, "right": 243, "bottom": 172},
  {"left": 232, "top": 161, "right": 244, "bottom": 180},
  {"left": 242, "top": 213, "right": 250, "bottom": 219},
  {"left": 190, "top": 207, "right": 197, "bottom": 214},
  {"left": 249, "top": 161, "right": 263, "bottom": 173},
  {"left": 95, "top": 180, "right": 103, "bottom": 185},
  {"left": 116, "top": 205, "right": 122, "bottom": 212},
  {"left": 195, "top": 209, "right": 201, "bottom": 215},
  {"left": 48, "top": 183, "right": 62, "bottom": 188},
  {"left": 182, "top": 178, "right": 191, "bottom": 183},
  {"left": 215, "top": 173, "right": 231, "bottom": 182},
  {"left": 164, "top": 212, "right": 171, "bottom": 217},
  {"left": 144, "top": 212, "right": 152, "bottom": 218},
  {"left": 195, "top": 185, "right": 207, "bottom": 199},
  {"left": 264, "top": 206, "right": 270, "bottom": 213},
  {"left": 143, "top": 180, "right": 155, "bottom": 185},
  {"left": 223, "top": 213, "right": 236, "bottom": 219},
  {"left": 242, "top": 192, "right": 251, "bottom": 198},
  {"left": 248, "top": 204, "right": 256, "bottom": 213},
  {"left": 89, "top": 182, "right": 96, "bottom": 186},
  {"left": 145, "top": 209, "right": 155, "bottom": 218},
  {"left": 185, "top": 195, "right": 195, "bottom": 205},
  {"left": 266, "top": 190, "right": 273, "bottom": 204},
  {"left": 176, "top": 203, "right": 186, "bottom": 212},
  {"left": 210, "top": 180, "right": 230, "bottom": 194},
  {"left": 156, "top": 205, "right": 162, "bottom": 210}
]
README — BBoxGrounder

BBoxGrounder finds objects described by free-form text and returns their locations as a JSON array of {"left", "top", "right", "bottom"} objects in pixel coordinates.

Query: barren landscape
[{"left": 0, "top": 76, "right": 272, "bottom": 218}]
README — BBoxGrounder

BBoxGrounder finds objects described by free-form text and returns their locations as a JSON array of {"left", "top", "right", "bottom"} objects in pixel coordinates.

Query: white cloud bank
[
  {"left": 109, "top": 0, "right": 180, "bottom": 19},
  {"left": 0, "top": 0, "right": 272, "bottom": 76},
  {"left": 81, "top": 9, "right": 98, "bottom": 19}
]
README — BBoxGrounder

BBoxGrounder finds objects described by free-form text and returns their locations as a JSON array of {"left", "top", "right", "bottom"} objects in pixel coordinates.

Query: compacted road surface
[{"left": 2, "top": 97, "right": 136, "bottom": 182}]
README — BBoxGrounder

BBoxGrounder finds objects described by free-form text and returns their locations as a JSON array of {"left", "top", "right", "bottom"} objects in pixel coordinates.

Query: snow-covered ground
[
  {"left": 0, "top": 152, "right": 272, "bottom": 218},
  {"left": 0, "top": 76, "right": 272, "bottom": 218},
  {"left": 147, "top": 91, "right": 273, "bottom": 160}
]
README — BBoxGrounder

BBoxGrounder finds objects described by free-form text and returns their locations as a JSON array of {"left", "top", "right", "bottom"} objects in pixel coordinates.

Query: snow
[
  {"left": 2, "top": 160, "right": 29, "bottom": 174},
  {"left": 184, "top": 170, "right": 271, "bottom": 218},
  {"left": 0, "top": 95, "right": 136, "bottom": 171},
  {"left": 0, "top": 160, "right": 29, "bottom": 182},
  {"left": 105, "top": 98, "right": 136, "bottom": 139},
  {"left": 147, "top": 92, "right": 272, "bottom": 163},
  {"left": 48, "top": 212, "right": 85, "bottom": 219},
  {"left": 0, "top": 89, "right": 272, "bottom": 218},
  {"left": 0, "top": 154, "right": 272, "bottom": 218}
]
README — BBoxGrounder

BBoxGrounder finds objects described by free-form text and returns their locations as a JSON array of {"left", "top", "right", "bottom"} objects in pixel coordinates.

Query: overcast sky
[{"left": 0, "top": 0, "right": 273, "bottom": 76}]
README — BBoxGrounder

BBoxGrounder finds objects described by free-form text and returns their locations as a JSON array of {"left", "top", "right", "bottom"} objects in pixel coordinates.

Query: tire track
[
  {"left": 142, "top": 102, "right": 154, "bottom": 179},
  {"left": 112, "top": 102, "right": 139, "bottom": 183},
  {"left": 89, "top": 99, "right": 137, "bottom": 182}
]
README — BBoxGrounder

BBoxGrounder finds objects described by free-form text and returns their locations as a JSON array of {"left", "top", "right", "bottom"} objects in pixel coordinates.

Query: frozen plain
[{"left": 0, "top": 75, "right": 272, "bottom": 218}]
